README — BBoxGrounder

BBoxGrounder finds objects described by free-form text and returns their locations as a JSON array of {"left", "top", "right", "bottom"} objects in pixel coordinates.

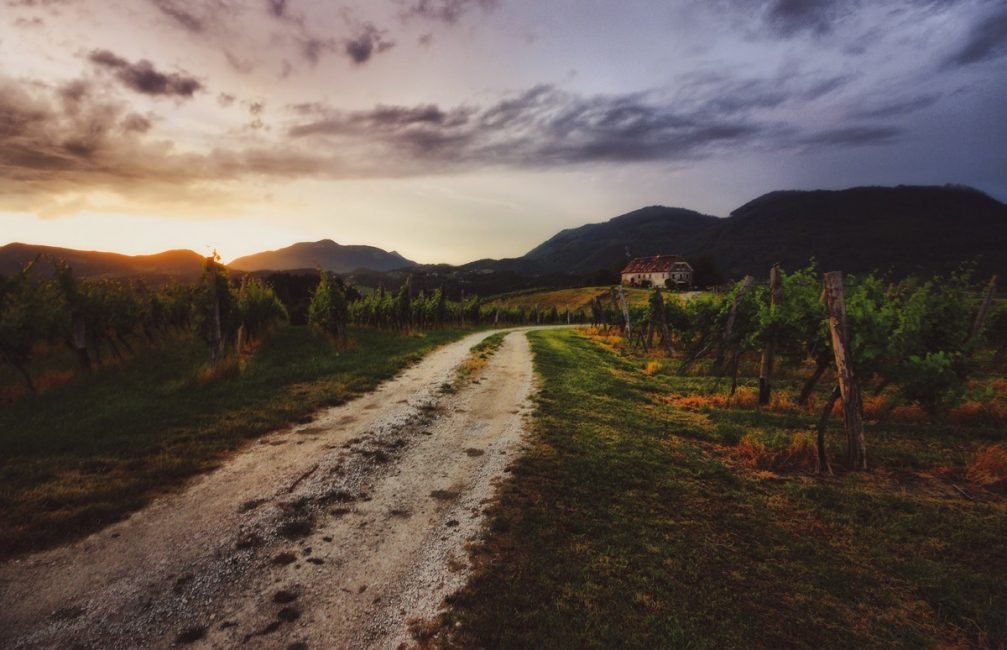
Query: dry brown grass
[
  {"left": 0, "top": 369, "right": 78, "bottom": 402},
  {"left": 734, "top": 431, "right": 818, "bottom": 471},
  {"left": 642, "top": 361, "right": 661, "bottom": 376},
  {"left": 966, "top": 443, "right": 1007, "bottom": 489}
]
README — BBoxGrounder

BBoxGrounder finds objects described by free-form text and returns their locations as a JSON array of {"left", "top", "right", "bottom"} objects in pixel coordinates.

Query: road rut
[{"left": 0, "top": 328, "right": 547, "bottom": 649}]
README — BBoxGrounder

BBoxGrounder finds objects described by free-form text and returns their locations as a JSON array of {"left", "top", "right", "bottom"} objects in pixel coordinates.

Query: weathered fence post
[
  {"left": 713, "top": 275, "right": 753, "bottom": 376},
  {"left": 823, "top": 271, "right": 866, "bottom": 470},
  {"left": 759, "top": 265, "right": 783, "bottom": 405}
]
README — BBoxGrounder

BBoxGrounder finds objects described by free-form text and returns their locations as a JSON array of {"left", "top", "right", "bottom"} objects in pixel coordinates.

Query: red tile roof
[{"left": 621, "top": 255, "right": 689, "bottom": 274}]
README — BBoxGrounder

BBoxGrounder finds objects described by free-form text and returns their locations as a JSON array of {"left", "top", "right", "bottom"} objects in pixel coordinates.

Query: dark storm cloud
[
  {"left": 88, "top": 49, "right": 203, "bottom": 98},
  {"left": 402, "top": 0, "right": 498, "bottom": 24},
  {"left": 287, "top": 84, "right": 777, "bottom": 168},
  {"left": 944, "top": 5, "right": 1007, "bottom": 67},
  {"left": 343, "top": 23, "right": 395, "bottom": 64}
]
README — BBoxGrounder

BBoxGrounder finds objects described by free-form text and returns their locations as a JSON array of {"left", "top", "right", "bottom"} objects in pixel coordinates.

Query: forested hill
[
  {"left": 228, "top": 239, "right": 415, "bottom": 273},
  {"left": 477, "top": 185, "right": 1007, "bottom": 279},
  {"left": 0, "top": 243, "right": 205, "bottom": 279}
]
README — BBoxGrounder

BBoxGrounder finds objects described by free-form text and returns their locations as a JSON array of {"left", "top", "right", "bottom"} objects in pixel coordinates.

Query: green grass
[
  {"left": 442, "top": 332, "right": 508, "bottom": 394},
  {"left": 430, "top": 329, "right": 1006, "bottom": 649},
  {"left": 0, "top": 325, "right": 469, "bottom": 558}
]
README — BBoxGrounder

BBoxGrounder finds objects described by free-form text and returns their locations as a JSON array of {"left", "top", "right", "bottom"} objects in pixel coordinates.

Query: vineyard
[
  {"left": 581, "top": 264, "right": 1007, "bottom": 469},
  {"left": 0, "top": 257, "right": 590, "bottom": 399}
]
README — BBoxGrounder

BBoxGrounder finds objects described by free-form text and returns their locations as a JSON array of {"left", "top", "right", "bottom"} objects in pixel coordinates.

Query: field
[
  {"left": 484, "top": 286, "right": 667, "bottom": 313},
  {"left": 0, "top": 325, "right": 470, "bottom": 558},
  {"left": 423, "top": 328, "right": 1007, "bottom": 649}
]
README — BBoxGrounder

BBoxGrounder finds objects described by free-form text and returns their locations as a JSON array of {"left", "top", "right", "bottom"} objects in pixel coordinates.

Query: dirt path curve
[{"left": 0, "top": 327, "right": 558, "bottom": 650}]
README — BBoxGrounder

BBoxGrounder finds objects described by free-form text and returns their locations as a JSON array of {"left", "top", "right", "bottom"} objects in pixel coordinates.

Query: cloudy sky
[{"left": 2, "top": 0, "right": 1006, "bottom": 264}]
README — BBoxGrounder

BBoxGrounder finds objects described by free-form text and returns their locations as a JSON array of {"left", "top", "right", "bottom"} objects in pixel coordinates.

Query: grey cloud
[
  {"left": 800, "top": 125, "right": 903, "bottom": 146},
  {"left": 344, "top": 24, "right": 395, "bottom": 65},
  {"left": 149, "top": 0, "right": 205, "bottom": 32},
  {"left": 217, "top": 92, "right": 235, "bottom": 107},
  {"left": 224, "top": 50, "right": 256, "bottom": 74},
  {"left": 0, "top": 74, "right": 330, "bottom": 208},
  {"left": 944, "top": 6, "right": 1007, "bottom": 67},
  {"left": 88, "top": 49, "right": 203, "bottom": 98},
  {"left": 287, "top": 85, "right": 774, "bottom": 168},
  {"left": 14, "top": 16, "right": 45, "bottom": 27},
  {"left": 285, "top": 78, "right": 904, "bottom": 172},
  {"left": 848, "top": 92, "right": 942, "bottom": 119},
  {"left": 266, "top": 0, "right": 287, "bottom": 18},
  {"left": 764, "top": 0, "right": 847, "bottom": 36},
  {"left": 403, "top": 0, "right": 498, "bottom": 24},
  {"left": 121, "top": 113, "right": 153, "bottom": 133}
]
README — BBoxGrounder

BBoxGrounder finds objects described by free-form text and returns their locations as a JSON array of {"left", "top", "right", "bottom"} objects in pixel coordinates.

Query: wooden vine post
[
  {"left": 611, "top": 286, "right": 633, "bottom": 340},
  {"left": 758, "top": 264, "right": 783, "bottom": 405},
  {"left": 823, "top": 271, "right": 867, "bottom": 470},
  {"left": 712, "top": 275, "right": 753, "bottom": 376},
  {"left": 967, "top": 275, "right": 998, "bottom": 343},
  {"left": 651, "top": 287, "right": 673, "bottom": 352}
]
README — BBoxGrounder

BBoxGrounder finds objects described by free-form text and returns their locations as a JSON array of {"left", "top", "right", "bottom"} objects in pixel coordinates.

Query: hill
[
  {"left": 229, "top": 239, "right": 415, "bottom": 273},
  {"left": 496, "top": 185, "right": 1007, "bottom": 280},
  {"left": 0, "top": 243, "right": 205, "bottom": 279},
  {"left": 705, "top": 185, "right": 1007, "bottom": 278},
  {"left": 520, "top": 206, "right": 718, "bottom": 274}
]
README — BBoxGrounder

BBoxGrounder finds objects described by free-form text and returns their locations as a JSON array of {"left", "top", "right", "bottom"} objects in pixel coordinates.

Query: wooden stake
[
  {"left": 759, "top": 265, "right": 783, "bottom": 405},
  {"left": 713, "top": 276, "right": 753, "bottom": 376},
  {"left": 815, "top": 385, "right": 840, "bottom": 475},
  {"left": 823, "top": 271, "right": 866, "bottom": 470},
  {"left": 968, "top": 275, "right": 998, "bottom": 343},
  {"left": 617, "top": 285, "right": 632, "bottom": 340}
]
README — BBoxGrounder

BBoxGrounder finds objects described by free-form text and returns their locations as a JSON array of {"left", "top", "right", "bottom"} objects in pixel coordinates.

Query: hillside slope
[
  {"left": 0, "top": 243, "right": 205, "bottom": 278},
  {"left": 706, "top": 185, "right": 1007, "bottom": 277},
  {"left": 229, "top": 239, "right": 415, "bottom": 273},
  {"left": 505, "top": 185, "right": 1007, "bottom": 279}
]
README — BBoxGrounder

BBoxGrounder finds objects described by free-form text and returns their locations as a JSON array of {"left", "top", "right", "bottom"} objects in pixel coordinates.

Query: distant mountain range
[
  {"left": 229, "top": 239, "right": 415, "bottom": 273},
  {"left": 3, "top": 185, "right": 1006, "bottom": 285}
]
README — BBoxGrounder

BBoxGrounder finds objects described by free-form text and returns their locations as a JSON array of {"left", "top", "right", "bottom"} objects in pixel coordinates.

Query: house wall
[{"left": 621, "top": 270, "right": 693, "bottom": 286}]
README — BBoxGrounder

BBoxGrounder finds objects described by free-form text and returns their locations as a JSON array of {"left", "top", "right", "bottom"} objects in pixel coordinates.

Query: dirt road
[{"left": 0, "top": 328, "right": 549, "bottom": 649}]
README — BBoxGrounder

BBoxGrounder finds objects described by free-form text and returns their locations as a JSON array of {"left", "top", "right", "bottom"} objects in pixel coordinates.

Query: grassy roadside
[
  {"left": 0, "top": 325, "right": 470, "bottom": 559},
  {"left": 442, "top": 332, "right": 508, "bottom": 394},
  {"left": 421, "top": 328, "right": 1006, "bottom": 649}
]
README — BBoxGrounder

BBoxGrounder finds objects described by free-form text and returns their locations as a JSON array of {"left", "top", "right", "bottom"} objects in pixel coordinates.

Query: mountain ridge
[
  {"left": 4, "top": 185, "right": 1005, "bottom": 283},
  {"left": 228, "top": 239, "right": 416, "bottom": 273}
]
